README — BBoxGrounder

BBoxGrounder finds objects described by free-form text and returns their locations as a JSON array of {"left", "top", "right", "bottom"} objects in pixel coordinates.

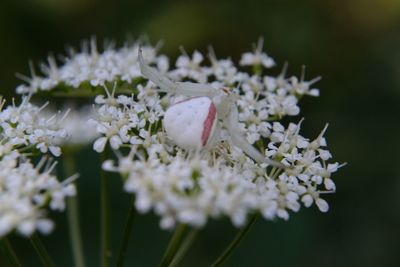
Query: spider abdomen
[{"left": 164, "top": 96, "right": 217, "bottom": 150}]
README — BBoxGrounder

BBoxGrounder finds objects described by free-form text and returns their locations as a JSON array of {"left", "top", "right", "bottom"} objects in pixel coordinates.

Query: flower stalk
[
  {"left": 64, "top": 150, "right": 86, "bottom": 267},
  {"left": 0, "top": 237, "right": 22, "bottom": 267},
  {"left": 116, "top": 196, "right": 137, "bottom": 267},
  {"left": 158, "top": 224, "right": 187, "bottom": 267},
  {"left": 169, "top": 228, "right": 199, "bottom": 267},
  {"left": 100, "top": 149, "right": 111, "bottom": 267},
  {"left": 210, "top": 214, "right": 259, "bottom": 267},
  {"left": 30, "top": 233, "right": 56, "bottom": 267}
]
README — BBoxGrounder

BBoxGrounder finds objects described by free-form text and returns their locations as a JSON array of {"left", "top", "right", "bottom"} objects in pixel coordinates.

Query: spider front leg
[
  {"left": 138, "top": 49, "right": 217, "bottom": 97},
  {"left": 225, "top": 104, "right": 285, "bottom": 168}
]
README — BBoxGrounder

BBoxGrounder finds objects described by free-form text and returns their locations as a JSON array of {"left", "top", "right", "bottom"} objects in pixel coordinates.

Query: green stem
[
  {"left": 50, "top": 89, "right": 135, "bottom": 98},
  {"left": 158, "top": 224, "right": 187, "bottom": 267},
  {"left": 252, "top": 64, "right": 262, "bottom": 76},
  {"left": 169, "top": 228, "right": 199, "bottom": 267},
  {"left": 116, "top": 196, "right": 136, "bottom": 267},
  {"left": 210, "top": 215, "right": 259, "bottom": 267},
  {"left": 64, "top": 152, "right": 85, "bottom": 267},
  {"left": 30, "top": 233, "right": 56, "bottom": 267},
  {"left": 0, "top": 237, "right": 22, "bottom": 267},
  {"left": 100, "top": 151, "right": 110, "bottom": 267},
  {"left": 51, "top": 91, "right": 103, "bottom": 98}
]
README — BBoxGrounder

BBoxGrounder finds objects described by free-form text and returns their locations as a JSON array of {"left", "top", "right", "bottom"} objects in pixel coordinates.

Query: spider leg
[
  {"left": 175, "top": 82, "right": 218, "bottom": 97},
  {"left": 225, "top": 105, "right": 285, "bottom": 168},
  {"left": 138, "top": 49, "right": 217, "bottom": 97},
  {"left": 138, "top": 48, "right": 176, "bottom": 92}
]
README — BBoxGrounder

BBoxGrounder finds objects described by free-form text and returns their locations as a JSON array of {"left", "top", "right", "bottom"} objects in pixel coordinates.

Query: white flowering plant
[{"left": 0, "top": 37, "right": 344, "bottom": 267}]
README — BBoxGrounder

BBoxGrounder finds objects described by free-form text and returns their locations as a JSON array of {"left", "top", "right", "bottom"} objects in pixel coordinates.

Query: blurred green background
[{"left": 1, "top": 0, "right": 400, "bottom": 266}]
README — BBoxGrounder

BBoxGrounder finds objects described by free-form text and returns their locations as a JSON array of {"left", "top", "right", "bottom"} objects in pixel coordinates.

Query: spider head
[{"left": 212, "top": 87, "right": 237, "bottom": 119}]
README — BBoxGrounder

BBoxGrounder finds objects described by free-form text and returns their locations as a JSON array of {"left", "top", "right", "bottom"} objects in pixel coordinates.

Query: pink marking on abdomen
[{"left": 201, "top": 102, "right": 216, "bottom": 146}]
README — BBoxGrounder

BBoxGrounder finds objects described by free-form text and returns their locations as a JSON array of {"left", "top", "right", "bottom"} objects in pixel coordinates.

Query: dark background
[{"left": 1, "top": 0, "right": 400, "bottom": 266}]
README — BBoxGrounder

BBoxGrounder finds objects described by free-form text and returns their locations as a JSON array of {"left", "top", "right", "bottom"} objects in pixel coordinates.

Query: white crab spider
[{"left": 138, "top": 49, "right": 283, "bottom": 168}]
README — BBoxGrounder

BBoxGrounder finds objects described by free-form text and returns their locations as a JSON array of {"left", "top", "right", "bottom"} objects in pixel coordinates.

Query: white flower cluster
[
  {"left": 0, "top": 97, "right": 68, "bottom": 156},
  {"left": 165, "top": 41, "right": 320, "bottom": 137},
  {"left": 236, "top": 69, "right": 321, "bottom": 144},
  {"left": 16, "top": 39, "right": 167, "bottom": 94},
  {"left": 17, "top": 39, "right": 318, "bottom": 126},
  {"left": 15, "top": 38, "right": 343, "bottom": 229},
  {"left": 0, "top": 97, "right": 76, "bottom": 237},
  {"left": 104, "top": 148, "right": 260, "bottom": 229},
  {"left": 103, "top": 119, "right": 342, "bottom": 229},
  {"left": 89, "top": 84, "right": 163, "bottom": 153},
  {"left": 263, "top": 121, "right": 345, "bottom": 216},
  {"left": 0, "top": 144, "right": 76, "bottom": 237}
]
